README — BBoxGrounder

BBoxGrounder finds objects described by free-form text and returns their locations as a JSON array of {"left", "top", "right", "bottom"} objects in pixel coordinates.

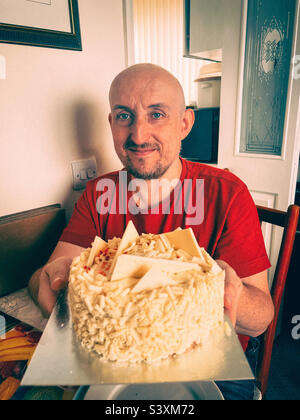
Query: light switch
[
  {"left": 87, "top": 168, "right": 96, "bottom": 179},
  {"left": 80, "top": 169, "right": 87, "bottom": 180},
  {"left": 71, "top": 157, "right": 97, "bottom": 191}
]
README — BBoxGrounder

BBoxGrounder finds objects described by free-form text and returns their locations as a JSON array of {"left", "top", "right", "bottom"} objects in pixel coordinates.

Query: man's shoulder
[
  {"left": 183, "top": 159, "right": 246, "bottom": 190},
  {"left": 96, "top": 169, "right": 123, "bottom": 181},
  {"left": 86, "top": 169, "right": 123, "bottom": 188}
]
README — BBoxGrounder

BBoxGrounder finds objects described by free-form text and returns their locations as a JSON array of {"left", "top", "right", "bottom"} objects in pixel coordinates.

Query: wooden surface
[{"left": 0, "top": 205, "right": 66, "bottom": 298}]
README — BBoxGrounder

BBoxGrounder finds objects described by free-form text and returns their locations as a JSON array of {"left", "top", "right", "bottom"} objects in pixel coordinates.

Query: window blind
[{"left": 130, "top": 0, "right": 203, "bottom": 106}]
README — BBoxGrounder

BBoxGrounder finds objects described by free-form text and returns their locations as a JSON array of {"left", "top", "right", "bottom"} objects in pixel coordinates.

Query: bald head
[
  {"left": 109, "top": 63, "right": 186, "bottom": 114},
  {"left": 108, "top": 63, "right": 194, "bottom": 181}
]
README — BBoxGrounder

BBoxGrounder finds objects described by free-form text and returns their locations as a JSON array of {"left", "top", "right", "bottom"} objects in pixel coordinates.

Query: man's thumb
[
  {"left": 48, "top": 257, "right": 72, "bottom": 292},
  {"left": 51, "top": 275, "right": 68, "bottom": 292}
]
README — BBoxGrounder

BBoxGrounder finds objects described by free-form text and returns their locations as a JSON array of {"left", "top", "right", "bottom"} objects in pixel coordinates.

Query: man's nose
[{"left": 130, "top": 118, "right": 151, "bottom": 144}]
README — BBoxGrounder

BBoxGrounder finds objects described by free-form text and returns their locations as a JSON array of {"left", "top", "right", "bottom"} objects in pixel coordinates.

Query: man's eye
[
  {"left": 151, "top": 112, "right": 163, "bottom": 120},
  {"left": 116, "top": 113, "right": 132, "bottom": 121}
]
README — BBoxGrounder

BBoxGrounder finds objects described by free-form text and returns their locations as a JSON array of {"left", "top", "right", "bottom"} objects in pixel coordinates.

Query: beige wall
[{"left": 0, "top": 0, "right": 126, "bottom": 219}]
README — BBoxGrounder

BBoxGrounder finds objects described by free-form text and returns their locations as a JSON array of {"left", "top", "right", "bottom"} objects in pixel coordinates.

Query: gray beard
[{"left": 123, "top": 156, "right": 171, "bottom": 180}]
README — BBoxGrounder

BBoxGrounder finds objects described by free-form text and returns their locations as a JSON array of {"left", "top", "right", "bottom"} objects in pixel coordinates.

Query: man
[{"left": 29, "top": 63, "right": 274, "bottom": 399}]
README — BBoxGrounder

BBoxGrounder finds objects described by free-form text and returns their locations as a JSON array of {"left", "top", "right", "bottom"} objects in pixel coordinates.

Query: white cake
[{"left": 69, "top": 225, "right": 225, "bottom": 364}]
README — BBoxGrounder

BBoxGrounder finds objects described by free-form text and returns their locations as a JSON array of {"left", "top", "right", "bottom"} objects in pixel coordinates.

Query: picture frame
[{"left": 0, "top": 0, "right": 82, "bottom": 51}]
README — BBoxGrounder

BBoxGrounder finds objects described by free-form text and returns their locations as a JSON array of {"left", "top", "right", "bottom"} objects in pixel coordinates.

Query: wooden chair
[
  {"left": 0, "top": 204, "right": 66, "bottom": 297},
  {"left": 255, "top": 204, "right": 299, "bottom": 398}
]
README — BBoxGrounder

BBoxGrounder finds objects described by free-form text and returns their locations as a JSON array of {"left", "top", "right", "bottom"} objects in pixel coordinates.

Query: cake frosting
[{"left": 68, "top": 227, "right": 225, "bottom": 364}]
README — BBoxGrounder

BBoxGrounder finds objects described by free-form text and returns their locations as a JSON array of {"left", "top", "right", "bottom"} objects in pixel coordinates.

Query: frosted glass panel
[{"left": 240, "top": 0, "right": 296, "bottom": 155}]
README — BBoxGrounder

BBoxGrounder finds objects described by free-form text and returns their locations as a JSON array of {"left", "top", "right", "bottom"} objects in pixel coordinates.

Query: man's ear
[{"left": 180, "top": 108, "right": 195, "bottom": 140}]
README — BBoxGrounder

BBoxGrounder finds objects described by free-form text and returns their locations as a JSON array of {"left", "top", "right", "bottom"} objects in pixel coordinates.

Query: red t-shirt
[{"left": 60, "top": 159, "right": 271, "bottom": 350}]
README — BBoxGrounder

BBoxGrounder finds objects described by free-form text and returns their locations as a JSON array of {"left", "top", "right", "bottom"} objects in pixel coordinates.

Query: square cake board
[{"left": 22, "top": 289, "right": 254, "bottom": 386}]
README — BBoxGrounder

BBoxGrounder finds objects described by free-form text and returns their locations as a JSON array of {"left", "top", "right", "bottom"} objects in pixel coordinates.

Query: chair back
[
  {"left": 256, "top": 204, "right": 299, "bottom": 397},
  {"left": 0, "top": 205, "right": 66, "bottom": 297}
]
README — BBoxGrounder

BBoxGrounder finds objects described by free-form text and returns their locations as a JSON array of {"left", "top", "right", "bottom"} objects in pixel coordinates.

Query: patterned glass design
[{"left": 240, "top": 0, "right": 296, "bottom": 155}]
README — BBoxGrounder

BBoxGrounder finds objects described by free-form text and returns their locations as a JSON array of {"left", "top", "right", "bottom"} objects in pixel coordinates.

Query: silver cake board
[{"left": 22, "top": 289, "right": 254, "bottom": 387}]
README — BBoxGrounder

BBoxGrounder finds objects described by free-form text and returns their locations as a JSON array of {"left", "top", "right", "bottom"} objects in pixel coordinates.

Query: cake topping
[{"left": 69, "top": 222, "right": 225, "bottom": 364}]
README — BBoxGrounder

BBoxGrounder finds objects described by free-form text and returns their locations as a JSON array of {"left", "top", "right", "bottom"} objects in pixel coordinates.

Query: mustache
[{"left": 124, "top": 138, "right": 160, "bottom": 151}]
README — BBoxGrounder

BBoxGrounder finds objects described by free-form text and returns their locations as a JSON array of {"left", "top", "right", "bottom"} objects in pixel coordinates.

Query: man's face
[{"left": 109, "top": 72, "right": 190, "bottom": 180}]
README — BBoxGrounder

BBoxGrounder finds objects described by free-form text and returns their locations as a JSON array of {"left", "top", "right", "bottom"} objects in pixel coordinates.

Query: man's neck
[{"left": 130, "top": 158, "right": 183, "bottom": 209}]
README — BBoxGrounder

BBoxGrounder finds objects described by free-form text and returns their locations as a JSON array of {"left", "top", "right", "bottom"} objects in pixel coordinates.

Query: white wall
[{"left": 0, "top": 0, "right": 126, "bottom": 220}]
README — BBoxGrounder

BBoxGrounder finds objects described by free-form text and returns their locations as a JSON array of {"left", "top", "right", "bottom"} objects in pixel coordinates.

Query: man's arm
[
  {"left": 218, "top": 260, "right": 274, "bottom": 337},
  {"left": 237, "top": 270, "right": 274, "bottom": 336},
  {"left": 28, "top": 241, "right": 84, "bottom": 317}
]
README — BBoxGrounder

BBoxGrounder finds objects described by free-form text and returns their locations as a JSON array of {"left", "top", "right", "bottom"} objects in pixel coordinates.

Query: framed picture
[{"left": 0, "top": 0, "right": 82, "bottom": 51}]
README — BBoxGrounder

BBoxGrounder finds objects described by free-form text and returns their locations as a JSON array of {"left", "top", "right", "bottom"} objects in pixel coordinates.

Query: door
[{"left": 216, "top": 0, "right": 300, "bottom": 284}]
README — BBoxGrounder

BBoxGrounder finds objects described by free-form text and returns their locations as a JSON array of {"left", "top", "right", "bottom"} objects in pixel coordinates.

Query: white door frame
[
  {"left": 234, "top": 0, "right": 300, "bottom": 203},
  {"left": 122, "top": 0, "right": 135, "bottom": 67},
  {"left": 286, "top": 0, "right": 300, "bottom": 204}
]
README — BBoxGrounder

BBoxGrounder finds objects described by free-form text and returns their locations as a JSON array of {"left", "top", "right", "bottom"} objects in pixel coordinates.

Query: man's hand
[
  {"left": 216, "top": 260, "right": 243, "bottom": 328},
  {"left": 28, "top": 241, "right": 84, "bottom": 319},
  {"left": 31, "top": 256, "right": 73, "bottom": 318},
  {"left": 216, "top": 260, "right": 274, "bottom": 337}
]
